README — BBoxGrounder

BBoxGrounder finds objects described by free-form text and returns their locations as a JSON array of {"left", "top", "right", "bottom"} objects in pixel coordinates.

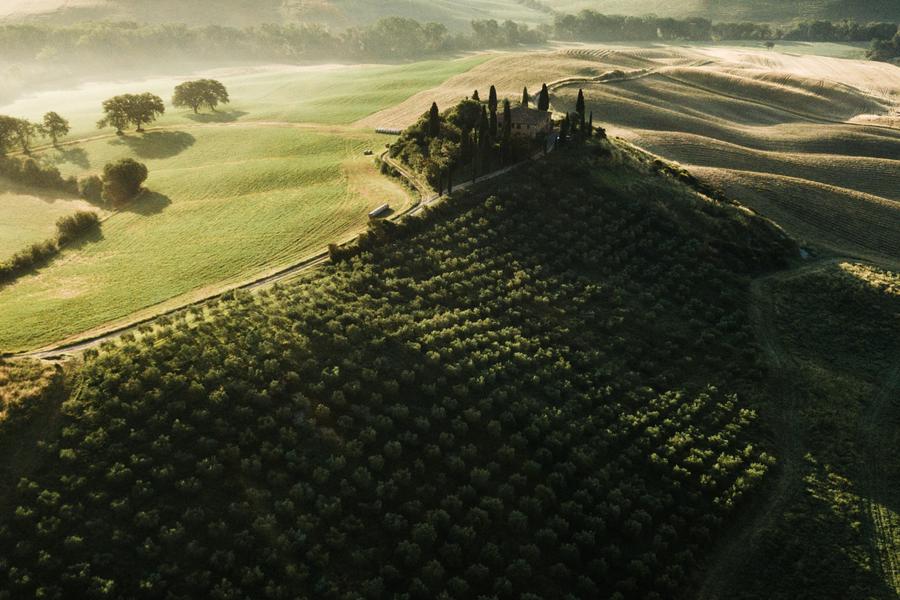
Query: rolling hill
[
  {"left": 0, "top": 136, "right": 804, "bottom": 599},
  {"left": 366, "top": 43, "right": 900, "bottom": 268}
]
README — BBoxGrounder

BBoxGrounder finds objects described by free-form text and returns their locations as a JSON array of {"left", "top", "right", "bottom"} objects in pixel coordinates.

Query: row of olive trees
[{"left": 98, "top": 79, "right": 230, "bottom": 134}]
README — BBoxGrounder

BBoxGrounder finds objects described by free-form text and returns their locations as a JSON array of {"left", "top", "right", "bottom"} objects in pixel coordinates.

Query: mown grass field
[
  {"left": 0, "top": 58, "right": 490, "bottom": 351},
  {"left": 0, "top": 186, "right": 102, "bottom": 261}
]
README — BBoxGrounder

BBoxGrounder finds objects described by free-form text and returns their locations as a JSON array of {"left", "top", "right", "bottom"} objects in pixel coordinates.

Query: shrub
[
  {"left": 78, "top": 175, "right": 104, "bottom": 203},
  {"left": 0, "top": 240, "right": 57, "bottom": 284},
  {"left": 102, "top": 159, "right": 148, "bottom": 206},
  {"left": 0, "top": 156, "right": 77, "bottom": 193},
  {"left": 56, "top": 211, "right": 100, "bottom": 245}
]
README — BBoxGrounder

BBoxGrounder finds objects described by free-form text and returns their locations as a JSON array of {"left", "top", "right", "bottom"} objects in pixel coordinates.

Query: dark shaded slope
[{"left": 0, "top": 139, "right": 797, "bottom": 599}]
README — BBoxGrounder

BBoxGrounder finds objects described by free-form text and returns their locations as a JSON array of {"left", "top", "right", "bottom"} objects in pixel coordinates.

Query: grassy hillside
[
  {"left": 544, "top": 0, "right": 900, "bottom": 22},
  {"left": 0, "top": 0, "right": 551, "bottom": 28},
  {"left": 0, "top": 185, "right": 102, "bottom": 262},
  {"left": 545, "top": 46, "right": 900, "bottom": 266},
  {"left": 0, "top": 137, "right": 800, "bottom": 598},
  {"left": 0, "top": 57, "right": 489, "bottom": 352},
  {"left": 702, "top": 260, "right": 900, "bottom": 599}
]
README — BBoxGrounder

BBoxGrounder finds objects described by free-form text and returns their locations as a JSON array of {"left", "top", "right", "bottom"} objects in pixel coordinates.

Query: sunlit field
[{"left": 0, "top": 57, "right": 489, "bottom": 351}]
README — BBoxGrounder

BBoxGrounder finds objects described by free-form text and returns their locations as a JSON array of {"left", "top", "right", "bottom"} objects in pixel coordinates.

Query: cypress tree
[
  {"left": 587, "top": 111, "right": 593, "bottom": 138},
  {"left": 501, "top": 99, "right": 512, "bottom": 165},
  {"left": 521, "top": 87, "right": 529, "bottom": 108},
  {"left": 428, "top": 102, "right": 440, "bottom": 138},
  {"left": 461, "top": 128, "right": 472, "bottom": 162},
  {"left": 576, "top": 89, "right": 585, "bottom": 117},
  {"left": 538, "top": 83, "right": 550, "bottom": 111},
  {"left": 478, "top": 105, "right": 490, "bottom": 174},
  {"left": 559, "top": 115, "right": 569, "bottom": 145},
  {"left": 488, "top": 85, "right": 498, "bottom": 139}
]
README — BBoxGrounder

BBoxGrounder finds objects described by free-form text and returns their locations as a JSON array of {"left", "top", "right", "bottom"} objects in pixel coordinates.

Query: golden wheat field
[{"left": 364, "top": 44, "right": 900, "bottom": 266}]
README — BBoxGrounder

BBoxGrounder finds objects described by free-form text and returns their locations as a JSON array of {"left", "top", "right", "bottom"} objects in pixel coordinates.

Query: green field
[
  {"left": 0, "top": 57, "right": 490, "bottom": 352},
  {"left": 0, "top": 186, "right": 102, "bottom": 261}
]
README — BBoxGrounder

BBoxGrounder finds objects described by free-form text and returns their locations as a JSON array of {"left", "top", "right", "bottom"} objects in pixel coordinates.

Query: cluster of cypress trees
[
  {"left": 397, "top": 83, "right": 604, "bottom": 194},
  {"left": 397, "top": 84, "right": 547, "bottom": 195}
]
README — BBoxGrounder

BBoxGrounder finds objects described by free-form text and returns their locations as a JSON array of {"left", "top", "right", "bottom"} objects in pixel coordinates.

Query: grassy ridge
[{"left": 537, "top": 45, "right": 900, "bottom": 266}]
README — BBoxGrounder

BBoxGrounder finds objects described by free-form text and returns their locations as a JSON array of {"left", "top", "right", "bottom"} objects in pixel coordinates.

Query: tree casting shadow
[
  {"left": 111, "top": 131, "right": 196, "bottom": 159},
  {"left": 121, "top": 190, "right": 172, "bottom": 216},
  {"left": 0, "top": 226, "right": 104, "bottom": 292},
  {"left": 185, "top": 110, "right": 248, "bottom": 124}
]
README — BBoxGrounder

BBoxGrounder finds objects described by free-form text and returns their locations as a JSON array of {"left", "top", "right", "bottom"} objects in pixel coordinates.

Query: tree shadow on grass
[
  {"left": 185, "top": 110, "right": 248, "bottom": 123},
  {"left": 46, "top": 146, "right": 90, "bottom": 170},
  {"left": 0, "top": 225, "right": 104, "bottom": 292},
  {"left": 111, "top": 131, "right": 196, "bottom": 159},
  {"left": 120, "top": 190, "right": 171, "bottom": 216}
]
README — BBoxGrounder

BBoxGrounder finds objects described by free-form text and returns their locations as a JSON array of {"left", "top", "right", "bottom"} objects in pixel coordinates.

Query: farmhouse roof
[{"left": 509, "top": 106, "right": 552, "bottom": 126}]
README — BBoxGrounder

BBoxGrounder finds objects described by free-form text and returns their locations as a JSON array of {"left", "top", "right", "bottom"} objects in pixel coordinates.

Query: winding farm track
[
  {"left": 695, "top": 259, "right": 820, "bottom": 600},
  {"left": 11, "top": 125, "right": 543, "bottom": 360},
  {"left": 698, "top": 257, "right": 900, "bottom": 598}
]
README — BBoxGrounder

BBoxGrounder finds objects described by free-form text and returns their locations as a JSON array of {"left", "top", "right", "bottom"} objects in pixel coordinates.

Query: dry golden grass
[
  {"left": 545, "top": 45, "right": 900, "bottom": 265},
  {"left": 357, "top": 49, "right": 669, "bottom": 128},
  {"left": 692, "top": 167, "right": 900, "bottom": 267},
  {"left": 363, "top": 44, "right": 900, "bottom": 263}
]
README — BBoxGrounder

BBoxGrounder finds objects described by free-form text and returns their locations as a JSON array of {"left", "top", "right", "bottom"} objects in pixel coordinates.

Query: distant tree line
[
  {"left": 868, "top": 29, "right": 900, "bottom": 62},
  {"left": 0, "top": 17, "right": 545, "bottom": 66},
  {"left": 551, "top": 11, "right": 899, "bottom": 46},
  {"left": 1, "top": 15, "right": 897, "bottom": 74}
]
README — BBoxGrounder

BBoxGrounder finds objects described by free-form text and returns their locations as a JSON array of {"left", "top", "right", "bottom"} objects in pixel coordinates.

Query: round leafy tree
[{"left": 102, "top": 158, "right": 148, "bottom": 206}]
